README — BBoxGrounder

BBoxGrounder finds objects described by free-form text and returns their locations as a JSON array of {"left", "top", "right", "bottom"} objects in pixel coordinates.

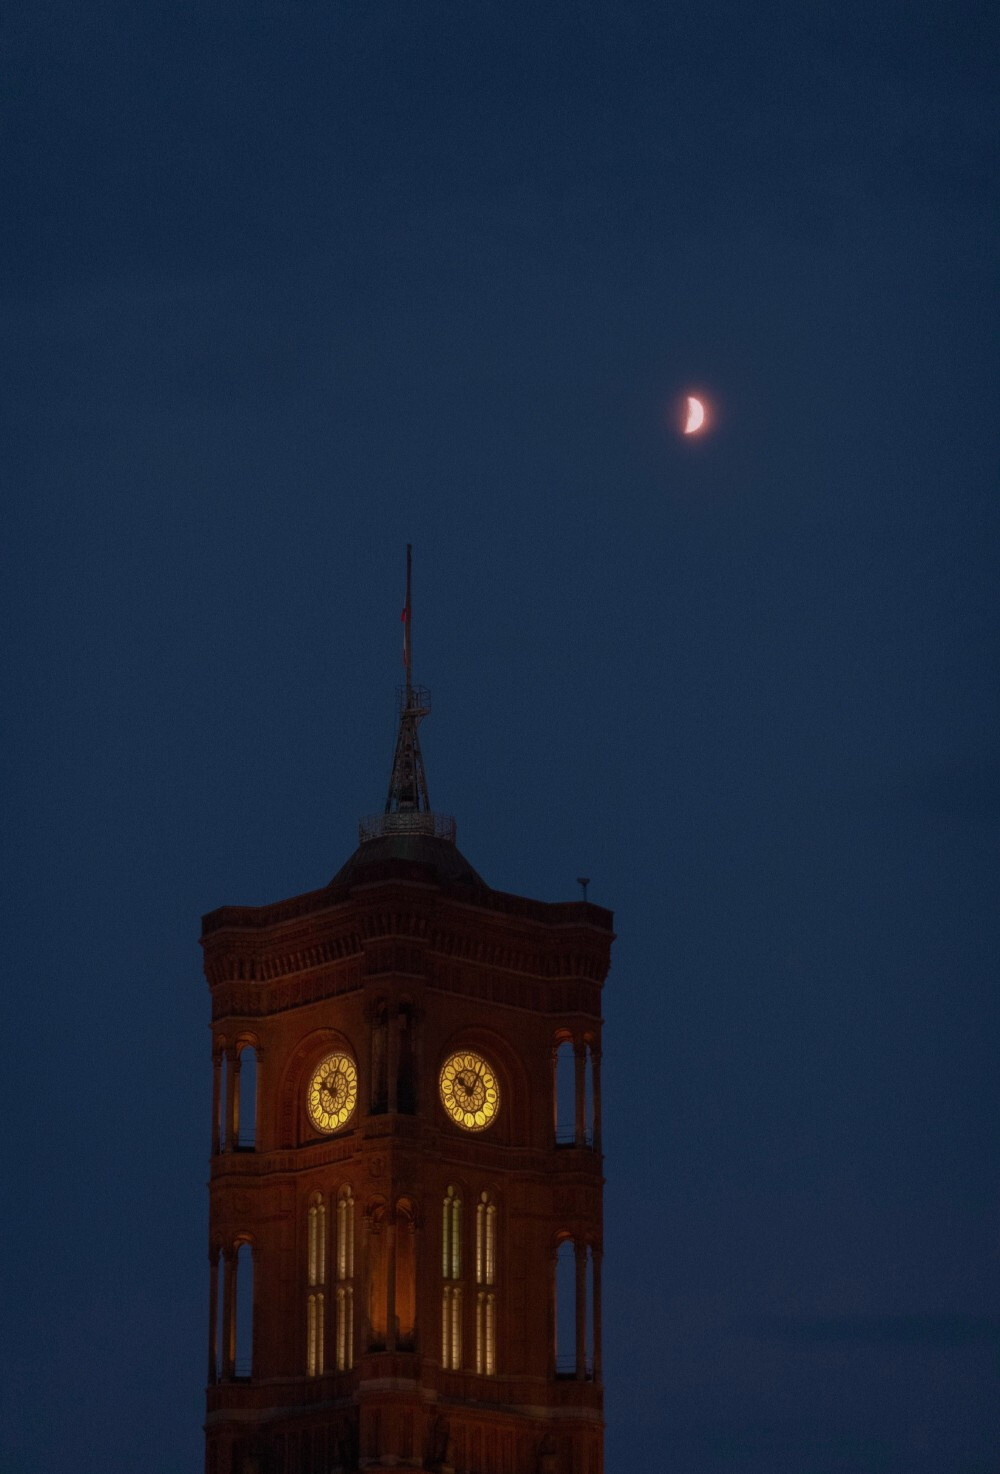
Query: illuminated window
[
  {"left": 306, "top": 1194, "right": 326, "bottom": 1375},
  {"left": 336, "top": 1187, "right": 355, "bottom": 1370},
  {"left": 476, "top": 1193, "right": 497, "bottom": 1374},
  {"left": 442, "top": 1285, "right": 463, "bottom": 1371},
  {"left": 442, "top": 1185, "right": 461, "bottom": 1280},
  {"left": 441, "top": 1186, "right": 462, "bottom": 1369},
  {"left": 476, "top": 1291, "right": 496, "bottom": 1376}
]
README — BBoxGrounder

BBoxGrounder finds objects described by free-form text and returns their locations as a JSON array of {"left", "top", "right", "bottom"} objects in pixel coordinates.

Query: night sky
[{"left": 3, "top": 3, "right": 998, "bottom": 1471}]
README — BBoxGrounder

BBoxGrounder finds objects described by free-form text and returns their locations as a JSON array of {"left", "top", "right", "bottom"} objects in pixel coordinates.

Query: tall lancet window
[
  {"left": 441, "top": 1185, "right": 462, "bottom": 1371},
  {"left": 475, "top": 1191, "right": 497, "bottom": 1375},
  {"left": 336, "top": 1187, "right": 355, "bottom": 1371},
  {"left": 306, "top": 1193, "right": 326, "bottom": 1376}
]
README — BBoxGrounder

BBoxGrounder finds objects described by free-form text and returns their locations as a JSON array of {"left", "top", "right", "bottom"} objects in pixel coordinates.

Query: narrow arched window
[
  {"left": 236, "top": 1045, "right": 257, "bottom": 1149},
  {"left": 336, "top": 1187, "right": 355, "bottom": 1370},
  {"left": 441, "top": 1186, "right": 462, "bottom": 1370},
  {"left": 306, "top": 1193, "right": 326, "bottom": 1375},
  {"left": 555, "top": 1239, "right": 575, "bottom": 1376},
  {"left": 234, "top": 1242, "right": 253, "bottom": 1378},
  {"left": 475, "top": 1192, "right": 497, "bottom": 1375},
  {"left": 442, "top": 1185, "right": 461, "bottom": 1280}
]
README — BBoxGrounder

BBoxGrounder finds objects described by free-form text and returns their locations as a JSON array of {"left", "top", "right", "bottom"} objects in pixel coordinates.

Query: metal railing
[
  {"left": 358, "top": 811, "right": 456, "bottom": 844},
  {"left": 555, "top": 1124, "right": 594, "bottom": 1147}
]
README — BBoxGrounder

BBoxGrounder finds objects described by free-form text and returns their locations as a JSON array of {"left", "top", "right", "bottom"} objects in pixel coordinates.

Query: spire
[{"left": 358, "top": 546, "right": 456, "bottom": 845}]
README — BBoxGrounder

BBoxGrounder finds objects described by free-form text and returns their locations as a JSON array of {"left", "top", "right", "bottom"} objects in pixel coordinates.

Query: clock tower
[{"left": 202, "top": 553, "right": 613, "bottom": 1473}]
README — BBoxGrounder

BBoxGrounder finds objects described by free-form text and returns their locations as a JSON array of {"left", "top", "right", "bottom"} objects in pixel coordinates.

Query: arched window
[
  {"left": 554, "top": 1239, "right": 575, "bottom": 1376},
  {"left": 306, "top": 1193, "right": 326, "bottom": 1375},
  {"left": 336, "top": 1187, "right": 355, "bottom": 1371},
  {"left": 371, "top": 1001, "right": 388, "bottom": 1114},
  {"left": 236, "top": 1045, "right": 257, "bottom": 1149},
  {"left": 554, "top": 1040, "right": 575, "bottom": 1145},
  {"left": 475, "top": 1191, "right": 497, "bottom": 1375},
  {"left": 442, "top": 1184, "right": 461, "bottom": 1280},
  {"left": 441, "top": 1186, "right": 462, "bottom": 1370},
  {"left": 234, "top": 1242, "right": 254, "bottom": 1378}
]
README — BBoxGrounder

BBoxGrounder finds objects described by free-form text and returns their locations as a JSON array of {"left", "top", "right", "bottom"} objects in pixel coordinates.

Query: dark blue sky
[{"left": 3, "top": 3, "right": 997, "bottom": 1471}]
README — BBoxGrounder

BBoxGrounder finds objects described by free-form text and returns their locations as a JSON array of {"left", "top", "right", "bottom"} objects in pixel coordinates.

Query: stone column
[
  {"left": 386, "top": 1215, "right": 398, "bottom": 1352},
  {"left": 574, "top": 1240, "right": 586, "bottom": 1380},
  {"left": 591, "top": 1049, "right": 602, "bottom": 1153},
  {"left": 592, "top": 1246, "right": 602, "bottom": 1384},
  {"left": 211, "top": 1053, "right": 222, "bottom": 1155},
  {"left": 226, "top": 1048, "right": 240, "bottom": 1151},
  {"left": 550, "top": 1047, "right": 559, "bottom": 1141},
  {"left": 221, "top": 1249, "right": 236, "bottom": 1379},
  {"left": 207, "top": 1251, "right": 219, "bottom": 1383}
]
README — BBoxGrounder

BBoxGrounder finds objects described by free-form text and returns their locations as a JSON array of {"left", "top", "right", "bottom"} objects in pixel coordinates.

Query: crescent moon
[{"left": 683, "top": 396, "right": 705, "bottom": 434}]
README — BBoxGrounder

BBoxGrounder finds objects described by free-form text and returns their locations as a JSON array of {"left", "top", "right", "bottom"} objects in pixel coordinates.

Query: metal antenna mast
[{"left": 358, "top": 546, "right": 455, "bottom": 844}]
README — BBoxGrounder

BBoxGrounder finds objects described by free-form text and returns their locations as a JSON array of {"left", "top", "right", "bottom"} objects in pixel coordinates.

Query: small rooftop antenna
[{"left": 577, "top": 876, "right": 590, "bottom": 901}]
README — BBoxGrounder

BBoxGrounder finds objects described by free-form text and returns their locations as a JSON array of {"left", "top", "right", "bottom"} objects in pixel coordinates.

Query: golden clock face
[
  {"left": 306, "top": 1052, "right": 358, "bottom": 1134},
  {"left": 439, "top": 1050, "right": 500, "bottom": 1132}
]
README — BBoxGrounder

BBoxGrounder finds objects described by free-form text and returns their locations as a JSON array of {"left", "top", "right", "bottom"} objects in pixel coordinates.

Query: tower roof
[{"left": 329, "top": 830, "right": 484, "bottom": 888}]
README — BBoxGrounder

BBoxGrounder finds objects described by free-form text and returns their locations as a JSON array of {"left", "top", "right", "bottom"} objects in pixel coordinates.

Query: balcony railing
[{"left": 358, "top": 811, "right": 457, "bottom": 844}]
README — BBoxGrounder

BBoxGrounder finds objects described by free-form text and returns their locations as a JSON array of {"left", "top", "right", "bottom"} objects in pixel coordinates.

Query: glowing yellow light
[
  {"left": 439, "top": 1051, "right": 500, "bottom": 1132},
  {"left": 306, "top": 1052, "right": 358, "bottom": 1133}
]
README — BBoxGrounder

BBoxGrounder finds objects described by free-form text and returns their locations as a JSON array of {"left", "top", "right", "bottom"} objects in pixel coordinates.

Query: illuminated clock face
[
  {"left": 306, "top": 1052, "right": 358, "bottom": 1133},
  {"left": 439, "top": 1051, "right": 500, "bottom": 1132}
]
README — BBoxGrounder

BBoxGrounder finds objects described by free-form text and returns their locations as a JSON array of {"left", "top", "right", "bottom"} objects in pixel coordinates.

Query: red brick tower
[{"left": 202, "top": 553, "right": 613, "bottom": 1474}]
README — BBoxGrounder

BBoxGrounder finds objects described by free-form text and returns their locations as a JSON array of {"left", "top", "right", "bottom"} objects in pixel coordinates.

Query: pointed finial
[
  {"left": 402, "top": 541, "right": 413, "bottom": 699},
  {"left": 357, "top": 546, "right": 456, "bottom": 845}
]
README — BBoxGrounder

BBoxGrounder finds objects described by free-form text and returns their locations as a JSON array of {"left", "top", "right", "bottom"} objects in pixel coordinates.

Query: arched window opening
[
  {"left": 234, "top": 1242, "right": 254, "bottom": 1378},
  {"left": 554, "top": 1041, "right": 575, "bottom": 1145},
  {"left": 395, "top": 1201, "right": 416, "bottom": 1350},
  {"left": 441, "top": 1186, "right": 462, "bottom": 1370},
  {"left": 481, "top": 1194, "right": 497, "bottom": 1286},
  {"left": 476, "top": 1291, "right": 496, "bottom": 1377},
  {"left": 371, "top": 1001, "right": 388, "bottom": 1114},
  {"left": 336, "top": 1189, "right": 355, "bottom": 1368},
  {"left": 397, "top": 1003, "right": 416, "bottom": 1114},
  {"left": 367, "top": 1204, "right": 388, "bottom": 1351},
  {"left": 236, "top": 1046, "right": 257, "bottom": 1149},
  {"left": 307, "top": 1194, "right": 326, "bottom": 1288},
  {"left": 554, "top": 1240, "right": 576, "bottom": 1376},
  {"left": 475, "top": 1191, "right": 497, "bottom": 1375},
  {"left": 442, "top": 1285, "right": 462, "bottom": 1371},
  {"left": 306, "top": 1194, "right": 326, "bottom": 1376},
  {"left": 442, "top": 1185, "right": 461, "bottom": 1281},
  {"left": 306, "top": 1292, "right": 324, "bottom": 1378}
]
